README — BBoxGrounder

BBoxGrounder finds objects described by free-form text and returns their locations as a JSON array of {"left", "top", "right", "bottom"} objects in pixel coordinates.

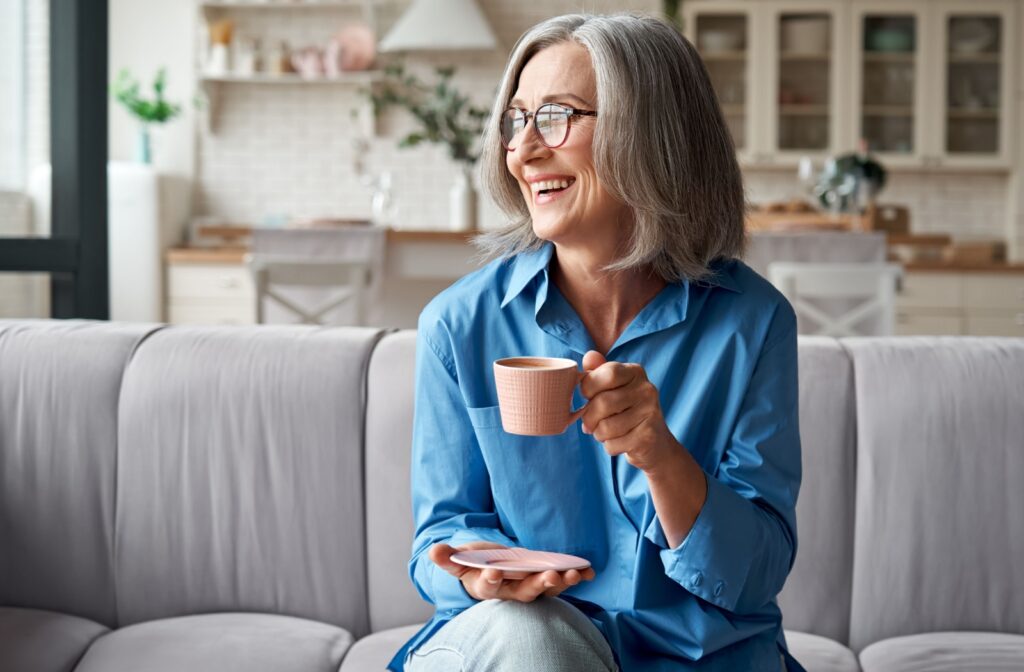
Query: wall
[{"left": 192, "top": 0, "right": 661, "bottom": 232}]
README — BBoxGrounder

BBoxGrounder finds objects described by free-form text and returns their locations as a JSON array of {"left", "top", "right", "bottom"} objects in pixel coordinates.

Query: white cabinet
[
  {"left": 929, "top": 1, "right": 1017, "bottom": 169},
  {"left": 896, "top": 271, "right": 1024, "bottom": 336},
  {"left": 683, "top": 0, "right": 1017, "bottom": 170},
  {"left": 167, "top": 262, "right": 256, "bottom": 325}
]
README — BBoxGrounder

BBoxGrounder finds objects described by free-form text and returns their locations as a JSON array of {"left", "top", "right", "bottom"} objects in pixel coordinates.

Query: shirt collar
[
  {"left": 500, "top": 243, "right": 743, "bottom": 310},
  {"left": 501, "top": 242, "right": 555, "bottom": 308}
]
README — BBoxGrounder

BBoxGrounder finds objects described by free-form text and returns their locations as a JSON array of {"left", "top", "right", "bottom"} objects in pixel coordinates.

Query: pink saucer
[{"left": 450, "top": 548, "right": 591, "bottom": 580}]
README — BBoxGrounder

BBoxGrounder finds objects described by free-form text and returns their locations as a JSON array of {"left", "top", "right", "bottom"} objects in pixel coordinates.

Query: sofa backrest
[
  {"left": 845, "top": 337, "right": 1024, "bottom": 651},
  {"left": 0, "top": 320, "right": 160, "bottom": 627},
  {"left": 777, "top": 337, "right": 857, "bottom": 645},
  {"left": 112, "top": 325, "right": 383, "bottom": 636},
  {"left": 364, "top": 331, "right": 860, "bottom": 644},
  {"left": 364, "top": 330, "right": 433, "bottom": 632}
]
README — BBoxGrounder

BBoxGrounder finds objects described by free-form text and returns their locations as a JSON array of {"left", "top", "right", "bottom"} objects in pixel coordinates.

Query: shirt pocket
[{"left": 466, "top": 404, "right": 597, "bottom": 558}]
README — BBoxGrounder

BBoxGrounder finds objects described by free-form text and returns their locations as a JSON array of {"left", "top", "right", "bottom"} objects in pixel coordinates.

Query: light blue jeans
[{"left": 404, "top": 597, "right": 619, "bottom": 672}]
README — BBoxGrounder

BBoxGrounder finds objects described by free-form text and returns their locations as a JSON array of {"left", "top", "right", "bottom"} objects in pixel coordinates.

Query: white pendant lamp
[{"left": 379, "top": 0, "right": 499, "bottom": 52}]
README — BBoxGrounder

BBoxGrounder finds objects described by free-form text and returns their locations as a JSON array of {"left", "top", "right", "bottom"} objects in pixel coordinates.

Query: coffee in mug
[{"left": 493, "top": 357, "right": 587, "bottom": 436}]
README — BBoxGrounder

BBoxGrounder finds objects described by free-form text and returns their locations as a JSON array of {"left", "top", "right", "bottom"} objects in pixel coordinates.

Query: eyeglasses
[{"left": 499, "top": 103, "right": 598, "bottom": 151}]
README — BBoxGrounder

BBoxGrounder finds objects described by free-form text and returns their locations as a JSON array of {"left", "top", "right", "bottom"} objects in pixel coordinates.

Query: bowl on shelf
[
  {"left": 867, "top": 29, "right": 913, "bottom": 53},
  {"left": 782, "top": 17, "right": 829, "bottom": 55},
  {"left": 699, "top": 29, "right": 744, "bottom": 53},
  {"left": 949, "top": 18, "right": 996, "bottom": 54}
]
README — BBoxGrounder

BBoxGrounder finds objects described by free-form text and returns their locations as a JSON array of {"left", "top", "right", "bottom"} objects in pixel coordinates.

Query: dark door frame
[{"left": 0, "top": 0, "right": 109, "bottom": 319}]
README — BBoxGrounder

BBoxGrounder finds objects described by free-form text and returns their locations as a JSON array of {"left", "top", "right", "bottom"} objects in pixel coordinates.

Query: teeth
[{"left": 530, "top": 179, "right": 572, "bottom": 193}]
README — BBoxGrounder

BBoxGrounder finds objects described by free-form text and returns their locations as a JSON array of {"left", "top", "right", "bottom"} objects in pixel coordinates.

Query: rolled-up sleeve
[
  {"left": 644, "top": 311, "right": 800, "bottom": 616},
  {"left": 408, "top": 322, "right": 517, "bottom": 612}
]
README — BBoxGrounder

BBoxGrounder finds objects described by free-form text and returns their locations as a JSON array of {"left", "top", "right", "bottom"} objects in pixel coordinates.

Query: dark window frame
[{"left": 0, "top": 0, "right": 109, "bottom": 319}]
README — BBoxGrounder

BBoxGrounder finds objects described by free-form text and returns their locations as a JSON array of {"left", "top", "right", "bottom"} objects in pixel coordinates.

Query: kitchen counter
[
  {"left": 167, "top": 229, "right": 477, "bottom": 265},
  {"left": 901, "top": 261, "right": 1024, "bottom": 275}
]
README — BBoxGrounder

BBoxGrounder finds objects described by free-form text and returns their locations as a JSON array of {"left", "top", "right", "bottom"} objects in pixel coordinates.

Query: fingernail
[
  {"left": 543, "top": 580, "right": 556, "bottom": 588},
  {"left": 486, "top": 579, "right": 500, "bottom": 585}
]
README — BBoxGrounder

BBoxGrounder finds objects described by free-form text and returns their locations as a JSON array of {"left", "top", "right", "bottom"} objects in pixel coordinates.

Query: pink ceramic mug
[{"left": 493, "top": 357, "right": 587, "bottom": 436}]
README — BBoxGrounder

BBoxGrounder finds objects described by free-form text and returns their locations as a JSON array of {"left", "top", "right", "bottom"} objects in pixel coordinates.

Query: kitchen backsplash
[{"left": 744, "top": 170, "right": 1008, "bottom": 241}]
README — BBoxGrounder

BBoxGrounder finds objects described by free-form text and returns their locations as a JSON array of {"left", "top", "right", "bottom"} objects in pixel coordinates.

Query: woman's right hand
[{"left": 429, "top": 542, "right": 596, "bottom": 603}]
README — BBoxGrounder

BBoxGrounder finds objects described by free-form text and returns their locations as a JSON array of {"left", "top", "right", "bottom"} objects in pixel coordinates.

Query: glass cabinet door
[
  {"left": 688, "top": 11, "right": 751, "bottom": 155},
  {"left": 771, "top": 8, "right": 840, "bottom": 157},
  {"left": 857, "top": 13, "right": 920, "bottom": 156},
  {"left": 935, "top": 2, "right": 1013, "bottom": 166}
]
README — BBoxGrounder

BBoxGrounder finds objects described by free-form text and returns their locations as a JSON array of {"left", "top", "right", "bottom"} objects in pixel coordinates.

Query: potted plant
[
  {"left": 365, "top": 63, "right": 489, "bottom": 231},
  {"left": 110, "top": 68, "right": 182, "bottom": 164}
]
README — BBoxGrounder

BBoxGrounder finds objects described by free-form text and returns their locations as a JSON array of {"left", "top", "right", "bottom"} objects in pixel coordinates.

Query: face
[{"left": 505, "top": 42, "right": 631, "bottom": 250}]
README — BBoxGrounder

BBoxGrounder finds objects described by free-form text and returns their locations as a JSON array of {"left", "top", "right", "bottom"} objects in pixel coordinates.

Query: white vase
[{"left": 449, "top": 165, "right": 477, "bottom": 232}]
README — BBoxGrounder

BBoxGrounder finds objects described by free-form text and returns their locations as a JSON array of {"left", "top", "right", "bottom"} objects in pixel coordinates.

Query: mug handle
[{"left": 565, "top": 370, "right": 588, "bottom": 429}]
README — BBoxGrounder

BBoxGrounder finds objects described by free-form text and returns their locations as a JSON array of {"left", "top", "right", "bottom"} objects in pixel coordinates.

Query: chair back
[
  {"left": 768, "top": 262, "right": 902, "bottom": 337},
  {"left": 248, "top": 255, "right": 371, "bottom": 326}
]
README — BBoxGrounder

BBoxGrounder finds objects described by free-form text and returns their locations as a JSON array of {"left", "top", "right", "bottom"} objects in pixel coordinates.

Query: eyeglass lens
[{"left": 501, "top": 104, "right": 569, "bottom": 150}]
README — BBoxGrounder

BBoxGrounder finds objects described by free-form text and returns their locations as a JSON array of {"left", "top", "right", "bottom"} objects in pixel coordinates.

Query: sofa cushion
[
  {"left": 365, "top": 331, "right": 434, "bottom": 632},
  {"left": 786, "top": 630, "right": 860, "bottom": 672},
  {"left": 0, "top": 320, "right": 161, "bottom": 626},
  {"left": 845, "top": 338, "right": 1024, "bottom": 651},
  {"left": 859, "top": 632, "right": 1024, "bottom": 671},
  {"left": 114, "top": 326, "right": 383, "bottom": 635},
  {"left": 74, "top": 613, "right": 352, "bottom": 672},
  {"left": 0, "top": 606, "right": 109, "bottom": 672},
  {"left": 778, "top": 337, "right": 857, "bottom": 644},
  {"left": 339, "top": 624, "right": 422, "bottom": 671}
]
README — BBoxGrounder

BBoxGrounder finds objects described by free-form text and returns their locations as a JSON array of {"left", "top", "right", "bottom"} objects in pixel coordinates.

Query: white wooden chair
[
  {"left": 767, "top": 262, "right": 903, "bottom": 337},
  {"left": 246, "top": 254, "right": 371, "bottom": 326}
]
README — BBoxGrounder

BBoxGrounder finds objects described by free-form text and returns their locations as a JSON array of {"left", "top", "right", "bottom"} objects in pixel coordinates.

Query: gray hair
[{"left": 475, "top": 13, "right": 746, "bottom": 283}]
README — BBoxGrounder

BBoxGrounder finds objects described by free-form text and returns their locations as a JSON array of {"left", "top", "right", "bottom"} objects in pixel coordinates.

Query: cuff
[{"left": 643, "top": 474, "right": 748, "bottom": 611}]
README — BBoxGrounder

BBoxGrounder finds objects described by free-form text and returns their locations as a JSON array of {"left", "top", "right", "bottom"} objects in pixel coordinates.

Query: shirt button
[
  {"left": 713, "top": 581, "right": 725, "bottom": 597},
  {"left": 690, "top": 572, "right": 703, "bottom": 588}
]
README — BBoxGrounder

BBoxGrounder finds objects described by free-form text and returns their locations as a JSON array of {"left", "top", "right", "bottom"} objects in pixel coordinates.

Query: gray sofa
[{"left": 1, "top": 319, "right": 1022, "bottom": 672}]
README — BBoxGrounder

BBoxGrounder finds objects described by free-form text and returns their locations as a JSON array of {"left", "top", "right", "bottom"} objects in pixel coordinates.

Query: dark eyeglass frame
[{"left": 499, "top": 102, "right": 598, "bottom": 151}]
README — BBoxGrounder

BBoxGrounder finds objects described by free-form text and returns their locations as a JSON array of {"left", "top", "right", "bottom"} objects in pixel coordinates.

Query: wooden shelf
[
  {"left": 202, "top": 1, "right": 374, "bottom": 7},
  {"left": 201, "top": 72, "right": 381, "bottom": 85},
  {"left": 780, "top": 104, "right": 829, "bottom": 116},
  {"left": 863, "top": 105, "right": 914, "bottom": 117},
  {"left": 863, "top": 52, "right": 915, "bottom": 63},
  {"left": 780, "top": 52, "right": 830, "bottom": 62},
  {"left": 947, "top": 108, "right": 999, "bottom": 120},
  {"left": 702, "top": 51, "right": 746, "bottom": 61},
  {"left": 948, "top": 52, "right": 1000, "bottom": 64}
]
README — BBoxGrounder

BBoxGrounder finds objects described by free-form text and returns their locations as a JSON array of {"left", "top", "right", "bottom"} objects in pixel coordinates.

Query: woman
[{"left": 388, "top": 13, "right": 802, "bottom": 672}]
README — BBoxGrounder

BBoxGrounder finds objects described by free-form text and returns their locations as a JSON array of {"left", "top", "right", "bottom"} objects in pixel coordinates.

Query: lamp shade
[{"left": 379, "top": 0, "right": 499, "bottom": 52}]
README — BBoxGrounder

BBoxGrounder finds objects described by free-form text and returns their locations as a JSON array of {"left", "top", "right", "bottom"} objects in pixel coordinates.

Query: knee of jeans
[{"left": 474, "top": 597, "right": 594, "bottom": 649}]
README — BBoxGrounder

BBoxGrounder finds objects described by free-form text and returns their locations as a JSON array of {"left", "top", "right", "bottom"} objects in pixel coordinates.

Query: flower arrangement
[
  {"left": 365, "top": 64, "right": 489, "bottom": 166},
  {"left": 110, "top": 68, "right": 183, "bottom": 164},
  {"left": 110, "top": 68, "right": 182, "bottom": 124}
]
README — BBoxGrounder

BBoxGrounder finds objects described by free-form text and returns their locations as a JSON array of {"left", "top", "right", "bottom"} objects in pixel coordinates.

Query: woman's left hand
[{"left": 579, "top": 350, "right": 681, "bottom": 473}]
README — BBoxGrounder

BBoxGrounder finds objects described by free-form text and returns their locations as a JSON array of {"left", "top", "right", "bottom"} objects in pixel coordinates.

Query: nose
[{"left": 514, "top": 118, "right": 551, "bottom": 161}]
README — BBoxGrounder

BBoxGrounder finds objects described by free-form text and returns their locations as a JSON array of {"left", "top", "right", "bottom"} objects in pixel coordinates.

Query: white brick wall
[
  {"left": 195, "top": 0, "right": 664, "bottom": 230},
  {"left": 744, "top": 169, "right": 1009, "bottom": 240}
]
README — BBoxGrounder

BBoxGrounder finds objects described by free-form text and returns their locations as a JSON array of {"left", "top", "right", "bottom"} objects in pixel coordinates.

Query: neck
[{"left": 550, "top": 245, "right": 667, "bottom": 352}]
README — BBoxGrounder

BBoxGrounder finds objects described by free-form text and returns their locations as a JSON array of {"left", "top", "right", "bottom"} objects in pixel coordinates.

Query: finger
[
  {"left": 504, "top": 570, "right": 559, "bottom": 603},
  {"left": 581, "top": 387, "right": 633, "bottom": 433},
  {"left": 580, "top": 568, "right": 596, "bottom": 581},
  {"left": 591, "top": 406, "right": 646, "bottom": 444},
  {"left": 561, "top": 569, "right": 582, "bottom": 586},
  {"left": 428, "top": 544, "right": 466, "bottom": 577},
  {"left": 581, "top": 350, "right": 606, "bottom": 373},
  {"left": 580, "top": 362, "right": 642, "bottom": 399},
  {"left": 473, "top": 570, "right": 504, "bottom": 600}
]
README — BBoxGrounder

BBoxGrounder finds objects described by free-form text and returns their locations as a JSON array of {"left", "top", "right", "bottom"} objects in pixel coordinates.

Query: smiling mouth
[{"left": 531, "top": 177, "right": 575, "bottom": 196}]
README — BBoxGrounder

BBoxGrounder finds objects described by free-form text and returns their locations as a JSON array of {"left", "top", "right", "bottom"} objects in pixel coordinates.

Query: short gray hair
[{"left": 476, "top": 13, "right": 746, "bottom": 283}]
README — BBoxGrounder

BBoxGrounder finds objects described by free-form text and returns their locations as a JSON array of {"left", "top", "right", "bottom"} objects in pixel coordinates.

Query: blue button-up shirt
[{"left": 388, "top": 242, "right": 803, "bottom": 671}]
